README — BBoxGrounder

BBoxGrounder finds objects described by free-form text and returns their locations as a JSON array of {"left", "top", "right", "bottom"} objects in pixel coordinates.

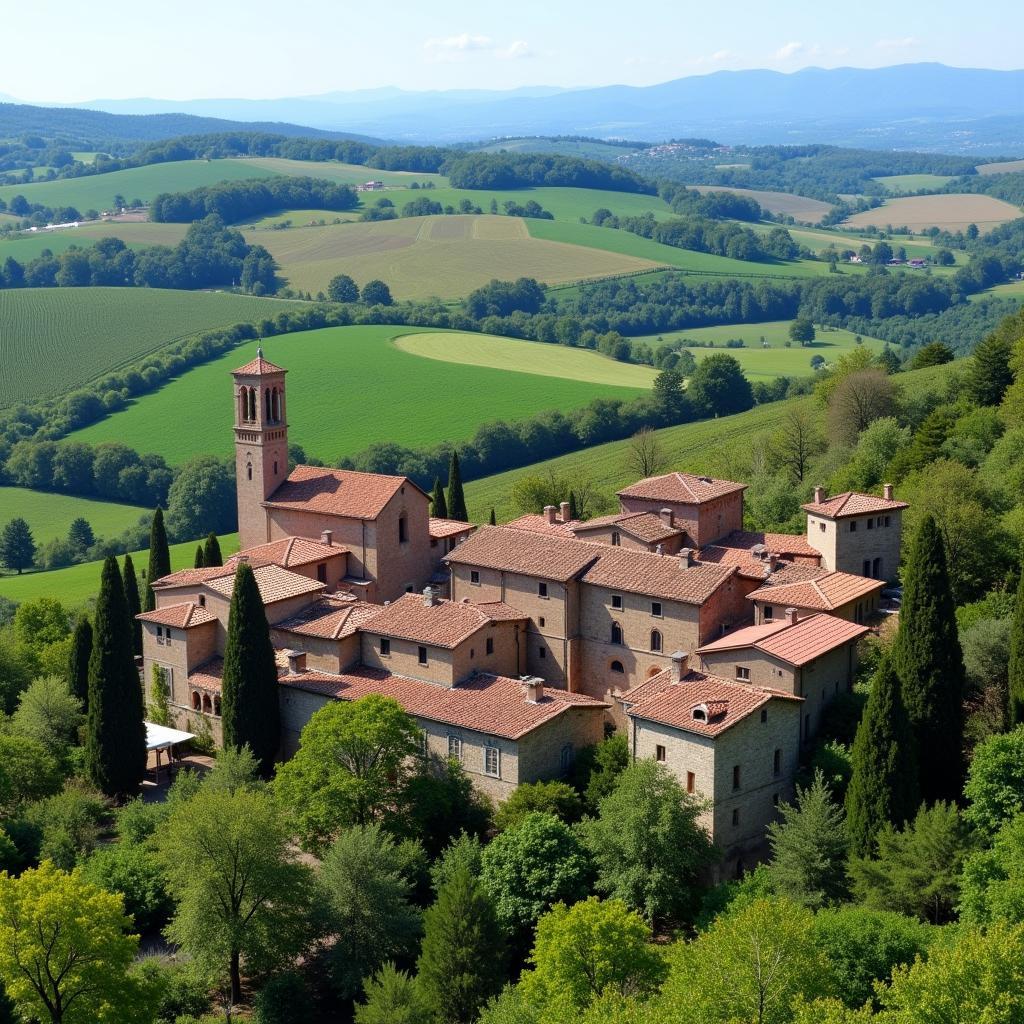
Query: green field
[
  {"left": 0, "top": 221, "right": 189, "bottom": 264},
  {"left": 633, "top": 321, "right": 886, "bottom": 380},
  {"left": 244, "top": 157, "right": 447, "bottom": 188},
  {"left": 392, "top": 332, "right": 659, "bottom": 387},
  {"left": 873, "top": 174, "right": 956, "bottom": 193},
  {"left": 0, "top": 534, "right": 240, "bottom": 607},
  {"left": 0, "top": 288, "right": 308, "bottom": 407},
  {"left": 474, "top": 139, "right": 639, "bottom": 159},
  {"left": 688, "top": 186, "right": 834, "bottom": 223},
  {"left": 0, "top": 159, "right": 276, "bottom": 213},
  {"left": 245, "top": 214, "right": 662, "bottom": 298},
  {"left": 0, "top": 487, "right": 148, "bottom": 547},
  {"left": 249, "top": 209, "right": 361, "bottom": 229},
  {"left": 748, "top": 221, "right": 963, "bottom": 262},
  {"left": 70, "top": 326, "right": 647, "bottom": 464}
]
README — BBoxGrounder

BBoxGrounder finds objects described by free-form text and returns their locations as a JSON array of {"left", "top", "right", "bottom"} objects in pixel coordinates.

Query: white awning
[{"left": 145, "top": 722, "right": 195, "bottom": 751}]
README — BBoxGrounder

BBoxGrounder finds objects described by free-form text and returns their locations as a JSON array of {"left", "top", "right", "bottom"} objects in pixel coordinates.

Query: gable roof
[
  {"left": 617, "top": 472, "right": 747, "bottom": 505},
  {"left": 361, "top": 593, "right": 526, "bottom": 649},
  {"left": 225, "top": 535, "right": 345, "bottom": 571},
  {"left": 696, "top": 544, "right": 826, "bottom": 584},
  {"left": 802, "top": 491, "right": 909, "bottom": 519},
  {"left": 137, "top": 603, "right": 218, "bottom": 629},
  {"left": 205, "top": 563, "right": 325, "bottom": 605},
  {"left": 444, "top": 526, "right": 600, "bottom": 582},
  {"left": 429, "top": 518, "right": 476, "bottom": 540},
  {"left": 582, "top": 547, "right": 734, "bottom": 605},
  {"left": 713, "top": 529, "right": 822, "bottom": 560},
  {"left": 265, "top": 466, "right": 427, "bottom": 521},
  {"left": 572, "top": 511, "right": 684, "bottom": 545},
  {"left": 232, "top": 351, "right": 286, "bottom": 376},
  {"left": 696, "top": 613, "right": 868, "bottom": 666},
  {"left": 747, "top": 571, "right": 885, "bottom": 611},
  {"left": 503, "top": 513, "right": 579, "bottom": 538},
  {"left": 272, "top": 595, "right": 379, "bottom": 641},
  {"left": 623, "top": 667, "right": 800, "bottom": 737}
]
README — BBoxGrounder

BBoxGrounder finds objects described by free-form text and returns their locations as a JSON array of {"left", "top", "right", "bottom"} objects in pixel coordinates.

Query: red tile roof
[
  {"left": 714, "top": 529, "right": 822, "bottom": 560},
  {"left": 226, "top": 536, "right": 346, "bottom": 570},
  {"left": 233, "top": 351, "right": 286, "bottom": 376},
  {"left": 503, "top": 513, "right": 579, "bottom": 538},
  {"left": 582, "top": 547, "right": 734, "bottom": 605},
  {"left": 747, "top": 571, "right": 885, "bottom": 611},
  {"left": 362, "top": 593, "right": 525, "bottom": 648},
  {"left": 188, "top": 658, "right": 225, "bottom": 693},
  {"left": 696, "top": 544, "right": 826, "bottom": 583},
  {"left": 137, "top": 603, "right": 217, "bottom": 629},
  {"left": 617, "top": 472, "right": 747, "bottom": 504},
  {"left": 280, "top": 666, "right": 607, "bottom": 739},
  {"left": 205, "top": 563, "right": 325, "bottom": 605},
  {"left": 151, "top": 565, "right": 232, "bottom": 589},
  {"left": 445, "top": 526, "right": 600, "bottom": 582},
  {"left": 802, "top": 491, "right": 909, "bottom": 518},
  {"left": 429, "top": 518, "right": 476, "bottom": 540},
  {"left": 573, "top": 511, "right": 684, "bottom": 545},
  {"left": 697, "top": 613, "right": 868, "bottom": 666},
  {"left": 624, "top": 668, "right": 800, "bottom": 737},
  {"left": 272, "top": 596, "right": 379, "bottom": 640},
  {"left": 469, "top": 600, "right": 528, "bottom": 621},
  {"left": 265, "top": 466, "right": 427, "bottom": 521}
]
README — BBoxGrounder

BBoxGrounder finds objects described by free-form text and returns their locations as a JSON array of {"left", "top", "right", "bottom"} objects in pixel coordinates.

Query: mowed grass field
[
  {"left": 688, "top": 186, "right": 834, "bottom": 223},
  {"left": 392, "top": 332, "right": 659, "bottom": 387},
  {"left": 70, "top": 326, "right": 648, "bottom": 464},
  {"left": 873, "top": 174, "right": 955, "bottom": 193},
  {"left": 243, "top": 157, "right": 447, "bottom": 188},
  {"left": 246, "top": 214, "right": 663, "bottom": 297},
  {"left": 978, "top": 159, "right": 1024, "bottom": 175},
  {"left": 0, "top": 288, "right": 307, "bottom": 407},
  {"left": 633, "top": 321, "right": 886, "bottom": 380},
  {"left": 0, "top": 159, "right": 276, "bottom": 213},
  {"left": 844, "top": 194, "right": 1022, "bottom": 233},
  {"left": 0, "top": 487, "right": 147, "bottom": 546},
  {"left": 0, "top": 533, "right": 240, "bottom": 606},
  {"left": 0, "top": 221, "right": 189, "bottom": 263},
  {"left": 750, "top": 222, "right": 964, "bottom": 262}
]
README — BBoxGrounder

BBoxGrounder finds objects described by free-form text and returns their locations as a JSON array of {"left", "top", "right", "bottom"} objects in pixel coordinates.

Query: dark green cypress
[
  {"left": 488, "top": 508, "right": 496, "bottom": 526},
  {"left": 1009, "top": 556, "right": 1024, "bottom": 727},
  {"left": 204, "top": 532, "right": 223, "bottom": 567},
  {"left": 416, "top": 863, "right": 506, "bottom": 1024},
  {"left": 845, "top": 653, "right": 920, "bottom": 857},
  {"left": 67, "top": 614, "right": 92, "bottom": 711},
  {"left": 85, "top": 556, "right": 147, "bottom": 799},
  {"left": 967, "top": 328, "right": 1013, "bottom": 407},
  {"left": 446, "top": 451, "right": 468, "bottom": 523},
  {"left": 431, "top": 476, "right": 449, "bottom": 519},
  {"left": 144, "top": 508, "right": 171, "bottom": 612},
  {"left": 194, "top": 545, "right": 205, "bottom": 569},
  {"left": 122, "top": 553, "right": 142, "bottom": 658},
  {"left": 893, "top": 514, "right": 967, "bottom": 804},
  {"left": 220, "top": 561, "right": 280, "bottom": 777},
  {"left": 568, "top": 491, "right": 579, "bottom": 521}
]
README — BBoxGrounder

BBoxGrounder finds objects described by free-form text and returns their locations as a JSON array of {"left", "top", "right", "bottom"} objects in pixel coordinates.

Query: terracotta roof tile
[
  {"left": 697, "top": 613, "right": 868, "bottom": 666},
  {"left": 445, "top": 526, "right": 600, "bottom": 582},
  {"left": 802, "top": 491, "right": 909, "bottom": 518},
  {"left": 429, "top": 518, "right": 476, "bottom": 540},
  {"left": 280, "top": 666, "right": 607, "bottom": 739},
  {"left": 151, "top": 566, "right": 232, "bottom": 589},
  {"left": 273, "top": 596, "right": 379, "bottom": 640},
  {"left": 226, "top": 536, "right": 346, "bottom": 570},
  {"left": 617, "top": 471, "right": 747, "bottom": 504},
  {"left": 624, "top": 668, "right": 800, "bottom": 737},
  {"left": 205, "top": 563, "right": 325, "bottom": 605},
  {"left": 137, "top": 603, "right": 218, "bottom": 629},
  {"left": 361, "top": 593, "right": 524, "bottom": 649},
  {"left": 232, "top": 352, "right": 286, "bottom": 376},
  {"left": 188, "top": 657, "right": 224, "bottom": 693},
  {"left": 468, "top": 600, "right": 528, "bottom": 621},
  {"left": 715, "top": 529, "right": 822, "bottom": 559},
  {"left": 747, "top": 571, "right": 885, "bottom": 611},
  {"left": 503, "top": 514, "right": 579, "bottom": 538},
  {"left": 696, "top": 545, "right": 827, "bottom": 583},
  {"left": 583, "top": 547, "right": 734, "bottom": 604},
  {"left": 573, "top": 511, "right": 684, "bottom": 544},
  {"left": 265, "top": 466, "right": 426, "bottom": 521}
]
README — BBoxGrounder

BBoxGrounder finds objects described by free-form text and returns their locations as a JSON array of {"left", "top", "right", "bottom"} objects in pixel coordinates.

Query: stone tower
[{"left": 232, "top": 349, "right": 288, "bottom": 550}]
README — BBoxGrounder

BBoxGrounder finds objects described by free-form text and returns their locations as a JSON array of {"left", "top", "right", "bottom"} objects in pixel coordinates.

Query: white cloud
[
  {"left": 498, "top": 39, "right": 533, "bottom": 60},
  {"left": 423, "top": 33, "right": 534, "bottom": 63},
  {"left": 875, "top": 36, "right": 920, "bottom": 50},
  {"left": 775, "top": 41, "right": 804, "bottom": 60}
]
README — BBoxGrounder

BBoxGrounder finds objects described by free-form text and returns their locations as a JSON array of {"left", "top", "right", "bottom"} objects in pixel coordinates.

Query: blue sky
[{"left": 4, "top": 0, "right": 1022, "bottom": 101}]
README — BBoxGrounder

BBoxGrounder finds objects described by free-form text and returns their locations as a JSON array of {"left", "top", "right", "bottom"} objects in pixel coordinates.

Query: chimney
[
  {"left": 423, "top": 586, "right": 439, "bottom": 607},
  {"left": 785, "top": 607, "right": 799, "bottom": 626},
  {"left": 813, "top": 486, "right": 825, "bottom": 504},
  {"left": 659, "top": 507, "right": 674, "bottom": 528},
  {"left": 544, "top": 505, "right": 557, "bottom": 524},
  {"left": 286, "top": 650, "right": 307, "bottom": 675},
  {"left": 523, "top": 677, "right": 545, "bottom": 703},
  {"left": 321, "top": 529, "right": 333, "bottom": 547},
  {"left": 560, "top": 501, "right": 571, "bottom": 522},
  {"left": 883, "top": 483, "right": 894, "bottom": 501},
  {"left": 236, "top": 554, "right": 249, "bottom": 564},
  {"left": 767, "top": 553, "right": 778, "bottom": 572},
  {"left": 679, "top": 548, "right": 693, "bottom": 568},
  {"left": 671, "top": 650, "right": 688, "bottom": 683}
]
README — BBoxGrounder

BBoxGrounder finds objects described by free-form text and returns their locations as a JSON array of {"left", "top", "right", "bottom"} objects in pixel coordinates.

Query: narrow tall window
[
  {"left": 611, "top": 531, "right": 621, "bottom": 546},
  {"left": 538, "top": 581, "right": 548, "bottom": 598},
  {"left": 398, "top": 515, "right": 408, "bottom": 543},
  {"left": 486, "top": 637, "right": 494, "bottom": 655},
  {"left": 650, "top": 629, "right": 662, "bottom": 652},
  {"left": 484, "top": 746, "right": 500, "bottom": 778},
  {"left": 611, "top": 622, "right": 623, "bottom": 645},
  {"left": 448, "top": 735, "right": 462, "bottom": 761},
  {"left": 380, "top": 637, "right": 390, "bottom": 656},
  {"left": 773, "top": 748, "right": 782, "bottom": 776},
  {"left": 686, "top": 771, "right": 695, "bottom": 793},
  {"left": 732, "top": 765, "right": 741, "bottom": 790},
  {"left": 418, "top": 646, "right": 427, "bottom": 665},
  {"left": 247, "top": 463, "right": 252, "bottom": 481},
  {"left": 655, "top": 744, "right": 666, "bottom": 762}
]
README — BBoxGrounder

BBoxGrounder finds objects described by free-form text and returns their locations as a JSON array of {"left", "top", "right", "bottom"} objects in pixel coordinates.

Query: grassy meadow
[
  {"left": 872, "top": 174, "right": 956, "bottom": 193},
  {"left": 688, "top": 186, "right": 834, "bottom": 223},
  {"left": 0, "top": 487, "right": 148, "bottom": 546},
  {"left": 0, "top": 288, "right": 307, "bottom": 408},
  {"left": 844, "top": 194, "right": 1022, "bottom": 233},
  {"left": 69, "top": 326, "right": 648, "bottom": 464},
  {"left": 0, "top": 221, "right": 189, "bottom": 264},
  {"left": 243, "top": 157, "right": 447, "bottom": 188}
]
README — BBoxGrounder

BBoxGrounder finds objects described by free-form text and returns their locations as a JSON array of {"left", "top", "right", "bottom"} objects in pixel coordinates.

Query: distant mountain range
[{"left": 5, "top": 64, "right": 1024, "bottom": 153}]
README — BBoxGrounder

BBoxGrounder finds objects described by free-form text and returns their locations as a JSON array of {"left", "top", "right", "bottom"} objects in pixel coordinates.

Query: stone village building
[{"left": 137, "top": 352, "right": 906, "bottom": 872}]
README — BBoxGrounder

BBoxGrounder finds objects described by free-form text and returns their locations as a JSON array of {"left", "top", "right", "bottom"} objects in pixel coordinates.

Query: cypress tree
[
  {"left": 122, "top": 553, "right": 142, "bottom": 658},
  {"left": 85, "top": 556, "right": 147, "bottom": 799},
  {"left": 194, "top": 545, "right": 205, "bottom": 569},
  {"left": 893, "top": 514, "right": 967, "bottom": 804},
  {"left": 431, "top": 477, "right": 448, "bottom": 519},
  {"left": 1009, "top": 556, "right": 1024, "bottom": 727},
  {"left": 144, "top": 507, "right": 171, "bottom": 611},
  {"left": 488, "top": 508, "right": 496, "bottom": 526},
  {"left": 446, "top": 451, "right": 468, "bottom": 523},
  {"left": 67, "top": 614, "right": 92, "bottom": 711},
  {"left": 845, "top": 653, "right": 920, "bottom": 857},
  {"left": 220, "top": 561, "right": 280, "bottom": 777},
  {"left": 568, "top": 491, "right": 579, "bottom": 521},
  {"left": 416, "top": 863, "right": 506, "bottom": 1024},
  {"left": 204, "top": 532, "right": 223, "bottom": 567}
]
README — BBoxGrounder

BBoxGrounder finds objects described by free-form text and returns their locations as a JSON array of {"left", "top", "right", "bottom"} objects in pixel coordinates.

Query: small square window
[
  {"left": 736, "top": 666, "right": 750, "bottom": 681},
  {"left": 156, "top": 626, "right": 163, "bottom": 638},
  {"left": 538, "top": 616, "right": 545, "bottom": 628},
  {"left": 380, "top": 637, "right": 390, "bottom": 656},
  {"left": 850, "top": 521, "right": 857, "bottom": 532},
  {"left": 885, "top": 516, "right": 891, "bottom": 527},
  {"left": 732, "top": 808, "right": 740, "bottom": 827},
  {"left": 651, "top": 601, "right": 662, "bottom": 617},
  {"left": 867, "top": 518, "right": 873, "bottom": 530},
  {"left": 418, "top": 646, "right": 428, "bottom": 665},
  {"left": 484, "top": 746, "right": 500, "bottom": 777},
  {"left": 686, "top": 771, "right": 695, "bottom": 794},
  {"left": 317, "top": 563, "right": 327, "bottom": 583},
  {"left": 611, "top": 594, "right": 623, "bottom": 610},
  {"left": 198, "top": 595, "right": 206, "bottom": 607},
  {"left": 538, "top": 646, "right": 546, "bottom": 659},
  {"left": 655, "top": 744, "right": 666, "bottom": 762},
  {"left": 819, "top": 522, "right": 826, "bottom": 532},
  {"left": 763, "top": 605, "right": 773, "bottom": 621},
  {"left": 448, "top": 735, "right": 462, "bottom": 761},
  {"left": 486, "top": 637, "right": 494, "bottom": 655},
  {"left": 470, "top": 570, "right": 480, "bottom": 585},
  {"left": 538, "top": 582, "right": 548, "bottom": 598}
]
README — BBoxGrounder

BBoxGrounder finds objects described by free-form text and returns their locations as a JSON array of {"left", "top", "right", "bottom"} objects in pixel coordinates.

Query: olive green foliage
[
  {"left": 431, "top": 833, "right": 484, "bottom": 893},
  {"left": 767, "top": 770, "right": 848, "bottom": 909},
  {"left": 960, "top": 812, "right": 1024, "bottom": 925},
  {"left": 356, "top": 964, "right": 431, "bottom": 1024},
  {"left": 0, "top": 734, "right": 62, "bottom": 817},
  {"left": 579, "top": 759, "right": 716, "bottom": 926},
  {"left": 148, "top": 663, "right": 171, "bottom": 727},
  {"left": 252, "top": 971, "right": 315, "bottom": 1024},
  {"left": 318, "top": 823, "right": 424, "bottom": 1000},
  {"left": 480, "top": 812, "right": 593, "bottom": 935},
  {"left": 964, "top": 726, "right": 1024, "bottom": 837},
  {"left": 219, "top": 561, "right": 280, "bottom": 776},
  {"left": 686, "top": 353, "right": 754, "bottom": 417},
  {"left": 1010, "top": 560, "right": 1024, "bottom": 726},
  {"left": 81, "top": 840, "right": 172, "bottom": 933},
  {"left": 12, "top": 675, "right": 82, "bottom": 756},
  {"left": 494, "top": 780, "right": 584, "bottom": 831},
  {"left": 144, "top": 507, "right": 170, "bottom": 611},
  {"left": 570, "top": 734, "right": 629, "bottom": 811},
  {"left": 122, "top": 554, "right": 142, "bottom": 657},
  {"left": 25, "top": 783, "right": 106, "bottom": 870}
]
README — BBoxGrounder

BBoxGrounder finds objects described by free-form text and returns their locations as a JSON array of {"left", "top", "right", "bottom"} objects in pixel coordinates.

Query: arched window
[
  {"left": 647, "top": 665, "right": 661, "bottom": 678},
  {"left": 202, "top": 694, "right": 212, "bottom": 714},
  {"left": 191, "top": 691, "right": 201, "bottom": 710},
  {"left": 248, "top": 387, "right": 257, "bottom": 421},
  {"left": 265, "top": 388, "right": 272, "bottom": 421},
  {"left": 610, "top": 660, "right": 624, "bottom": 674},
  {"left": 650, "top": 629, "right": 662, "bottom": 652},
  {"left": 273, "top": 387, "right": 282, "bottom": 421},
  {"left": 610, "top": 621, "right": 623, "bottom": 645},
  {"left": 246, "top": 463, "right": 252, "bottom": 481},
  {"left": 238, "top": 388, "right": 247, "bottom": 422}
]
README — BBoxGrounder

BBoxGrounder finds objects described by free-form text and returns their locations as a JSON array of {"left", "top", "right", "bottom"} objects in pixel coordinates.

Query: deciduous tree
[
  {"left": 772, "top": 408, "right": 825, "bottom": 484},
  {"left": 1010, "top": 558, "right": 1024, "bottom": 726},
  {"left": 964, "top": 726, "right": 1024, "bottom": 837},
  {"left": 625, "top": 427, "right": 667, "bottom": 479}
]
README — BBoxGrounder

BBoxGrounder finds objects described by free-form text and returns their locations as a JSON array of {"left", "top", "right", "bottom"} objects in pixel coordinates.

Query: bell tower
[{"left": 232, "top": 348, "right": 288, "bottom": 550}]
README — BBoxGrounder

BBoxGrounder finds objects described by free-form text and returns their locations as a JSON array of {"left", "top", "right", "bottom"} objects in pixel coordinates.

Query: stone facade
[
  {"left": 618, "top": 491, "right": 743, "bottom": 547},
  {"left": 806, "top": 508, "right": 903, "bottom": 582}
]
